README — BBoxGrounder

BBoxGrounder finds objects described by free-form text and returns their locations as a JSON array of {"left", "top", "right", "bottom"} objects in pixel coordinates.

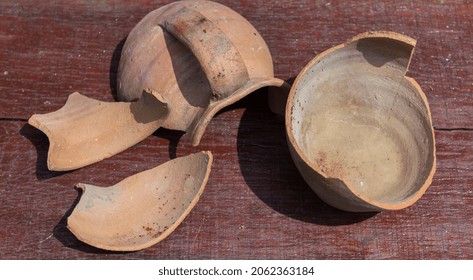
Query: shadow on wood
[
  {"left": 236, "top": 89, "right": 377, "bottom": 225},
  {"left": 52, "top": 187, "right": 127, "bottom": 254},
  {"left": 19, "top": 123, "right": 70, "bottom": 180},
  {"left": 109, "top": 37, "right": 127, "bottom": 102},
  {"left": 152, "top": 128, "right": 185, "bottom": 159}
]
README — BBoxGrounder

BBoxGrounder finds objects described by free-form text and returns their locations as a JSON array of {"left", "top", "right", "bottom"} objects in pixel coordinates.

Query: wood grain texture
[{"left": 0, "top": 0, "right": 472, "bottom": 259}]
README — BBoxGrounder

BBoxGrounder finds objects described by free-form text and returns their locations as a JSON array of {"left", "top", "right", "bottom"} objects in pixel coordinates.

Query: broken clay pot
[
  {"left": 118, "top": 0, "right": 286, "bottom": 145},
  {"left": 29, "top": 0, "right": 284, "bottom": 171},
  {"left": 285, "top": 31, "right": 436, "bottom": 212},
  {"left": 67, "top": 151, "right": 212, "bottom": 251}
]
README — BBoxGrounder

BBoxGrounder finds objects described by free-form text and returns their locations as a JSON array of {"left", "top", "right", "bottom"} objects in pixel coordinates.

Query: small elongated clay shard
[
  {"left": 286, "top": 31, "right": 436, "bottom": 212},
  {"left": 67, "top": 151, "right": 212, "bottom": 251},
  {"left": 28, "top": 90, "right": 167, "bottom": 171}
]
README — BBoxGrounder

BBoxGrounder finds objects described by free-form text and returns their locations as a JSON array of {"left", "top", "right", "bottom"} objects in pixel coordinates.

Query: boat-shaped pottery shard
[{"left": 67, "top": 151, "right": 212, "bottom": 251}]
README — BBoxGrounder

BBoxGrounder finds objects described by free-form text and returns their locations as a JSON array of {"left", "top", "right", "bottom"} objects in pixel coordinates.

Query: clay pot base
[
  {"left": 67, "top": 151, "right": 212, "bottom": 251},
  {"left": 287, "top": 32, "right": 435, "bottom": 211}
]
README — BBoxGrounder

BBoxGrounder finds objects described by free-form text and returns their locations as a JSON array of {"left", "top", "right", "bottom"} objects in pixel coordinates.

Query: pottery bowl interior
[{"left": 288, "top": 37, "right": 435, "bottom": 206}]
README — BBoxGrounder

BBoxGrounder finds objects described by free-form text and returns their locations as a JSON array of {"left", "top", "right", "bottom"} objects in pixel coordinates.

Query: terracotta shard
[
  {"left": 285, "top": 31, "right": 436, "bottom": 212},
  {"left": 28, "top": 90, "right": 167, "bottom": 171},
  {"left": 67, "top": 151, "right": 213, "bottom": 251}
]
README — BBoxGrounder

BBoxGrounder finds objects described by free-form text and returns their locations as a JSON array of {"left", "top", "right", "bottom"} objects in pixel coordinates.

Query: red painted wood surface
[{"left": 0, "top": 0, "right": 472, "bottom": 259}]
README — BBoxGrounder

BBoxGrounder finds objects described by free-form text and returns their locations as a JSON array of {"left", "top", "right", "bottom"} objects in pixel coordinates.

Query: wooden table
[{"left": 1, "top": 0, "right": 472, "bottom": 259}]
